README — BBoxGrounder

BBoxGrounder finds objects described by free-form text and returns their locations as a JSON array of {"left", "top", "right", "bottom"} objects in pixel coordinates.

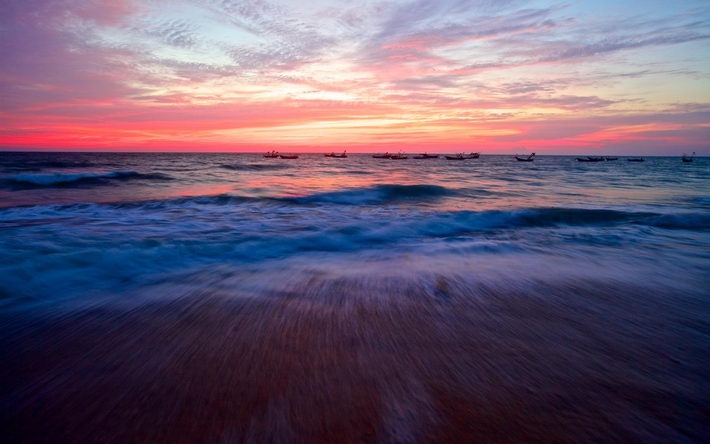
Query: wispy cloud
[
  {"left": 211, "top": 0, "right": 337, "bottom": 72},
  {"left": 1, "top": 0, "right": 709, "bottom": 153},
  {"left": 143, "top": 19, "right": 198, "bottom": 48}
]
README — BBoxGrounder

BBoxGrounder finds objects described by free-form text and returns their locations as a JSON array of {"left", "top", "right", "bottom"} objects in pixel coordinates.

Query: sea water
[{"left": 1, "top": 152, "right": 709, "bottom": 442}]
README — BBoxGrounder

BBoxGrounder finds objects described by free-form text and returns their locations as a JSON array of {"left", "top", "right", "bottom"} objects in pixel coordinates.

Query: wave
[
  {"left": 2, "top": 179, "right": 706, "bottom": 234},
  {"left": 1, "top": 199, "right": 707, "bottom": 302},
  {"left": 3, "top": 188, "right": 707, "bottom": 235},
  {"left": 288, "top": 184, "right": 457, "bottom": 205},
  {"left": 499, "top": 207, "right": 649, "bottom": 228},
  {"left": 427, "top": 207, "right": 709, "bottom": 232},
  {"left": 43, "top": 185, "right": 458, "bottom": 210},
  {"left": 1, "top": 171, "right": 173, "bottom": 189},
  {"left": 1, "top": 160, "right": 100, "bottom": 172},
  {"left": 644, "top": 213, "right": 710, "bottom": 230},
  {"left": 322, "top": 207, "right": 650, "bottom": 241}
]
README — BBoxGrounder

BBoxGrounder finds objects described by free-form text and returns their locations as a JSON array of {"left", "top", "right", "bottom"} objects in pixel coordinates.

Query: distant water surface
[{"left": 1, "top": 152, "right": 709, "bottom": 442}]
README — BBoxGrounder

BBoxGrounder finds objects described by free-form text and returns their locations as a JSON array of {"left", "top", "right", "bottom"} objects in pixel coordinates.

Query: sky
[{"left": 1, "top": 0, "right": 709, "bottom": 154}]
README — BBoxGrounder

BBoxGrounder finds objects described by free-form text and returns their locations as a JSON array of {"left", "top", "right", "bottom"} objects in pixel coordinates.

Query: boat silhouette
[
  {"left": 515, "top": 153, "right": 535, "bottom": 162},
  {"left": 682, "top": 152, "right": 695, "bottom": 162}
]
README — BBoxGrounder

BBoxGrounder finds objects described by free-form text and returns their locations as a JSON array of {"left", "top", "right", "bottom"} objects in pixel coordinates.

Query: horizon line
[{"left": 0, "top": 149, "right": 702, "bottom": 157}]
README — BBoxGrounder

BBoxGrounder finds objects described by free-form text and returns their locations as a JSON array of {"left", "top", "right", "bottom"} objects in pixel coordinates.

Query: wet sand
[{"left": 2, "top": 271, "right": 709, "bottom": 443}]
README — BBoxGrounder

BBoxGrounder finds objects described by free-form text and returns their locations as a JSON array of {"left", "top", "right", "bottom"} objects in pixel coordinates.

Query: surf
[{"left": 1, "top": 171, "right": 174, "bottom": 189}]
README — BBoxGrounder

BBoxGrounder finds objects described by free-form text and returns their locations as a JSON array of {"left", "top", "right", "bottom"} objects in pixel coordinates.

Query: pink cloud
[{"left": 1, "top": 1, "right": 709, "bottom": 155}]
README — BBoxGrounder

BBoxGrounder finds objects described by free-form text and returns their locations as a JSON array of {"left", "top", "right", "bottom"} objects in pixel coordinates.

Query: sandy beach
[{"left": 3, "top": 268, "right": 707, "bottom": 443}]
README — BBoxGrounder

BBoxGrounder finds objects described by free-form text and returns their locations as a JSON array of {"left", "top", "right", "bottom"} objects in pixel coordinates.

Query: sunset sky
[{"left": 1, "top": 0, "right": 709, "bottom": 154}]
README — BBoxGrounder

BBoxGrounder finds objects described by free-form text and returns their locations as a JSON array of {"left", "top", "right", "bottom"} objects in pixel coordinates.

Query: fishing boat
[
  {"left": 372, "top": 153, "right": 391, "bottom": 159},
  {"left": 263, "top": 151, "right": 279, "bottom": 158},
  {"left": 444, "top": 152, "right": 479, "bottom": 160},
  {"left": 445, "top": 154, "right": 466, "bottom": 160},
  {"left": 605, "top": 157, "right": 618, "bottom": 161},
  {"left": 325, "top": 151, "right": 347, "bottom": 158},
  {"left": 577, "top": 156, "right": 604, "bottom": 162},
  {"left": 413, "top": 153, "right": 439, "bottom": 159},
  {"left": 279, "top": 154, "right": 299, "bottom": 159},
  {"left": 627, "top": 157, "right": 645, "bottom": 162},
  {"left": 682, "top": 152, "right": 695, "bottom": 162},
  {"left": 515, "top": 153, "right": 536, "bottom": 162},
  {"left": 389, "top": 152, "right": 408, "bottom": 160}
]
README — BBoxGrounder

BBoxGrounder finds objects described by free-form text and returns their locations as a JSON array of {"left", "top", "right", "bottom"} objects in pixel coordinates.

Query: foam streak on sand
[{"left": 1, "top": 152, "right": 709, "bottom": 442}]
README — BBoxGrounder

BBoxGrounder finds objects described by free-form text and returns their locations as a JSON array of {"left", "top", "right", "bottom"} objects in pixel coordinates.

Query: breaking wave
[
  {"left": 2, "top": 188, "right": 707, "bottom": 236},
  {"left": 288, "top": 184, "right": 457, "bottom": 205},
  {"left": 1, "top": 171, "right": 173, "bottom": 189}
]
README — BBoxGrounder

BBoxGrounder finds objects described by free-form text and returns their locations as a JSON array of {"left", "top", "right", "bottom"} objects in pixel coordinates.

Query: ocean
[{"left": 1, "top": 151, "right": 709, "bottom": 442}]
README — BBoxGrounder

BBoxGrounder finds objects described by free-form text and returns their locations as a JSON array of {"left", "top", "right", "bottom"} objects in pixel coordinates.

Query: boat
[
  {"left": 413, "top": 153, "right": 439, "bottom": 159},
  {"left": 263, "top": 151, "right": 279, "bottom": 158},
  {"left": 576, "top": 156, "right": 604, "bottom": 162},
  {"left": 445, "top": 154, "right": 466, "bottom": 160},
  {"left": 515, "top": 153, "right": 535, "bottom": 162},
  {"left": 444, "top": 152, "right": 479, "bottom": 160},
  {"left": 682, "top": 152, "right": 695, "bottom": 162},
  {"left": 389, "top": 152, "right": 408, "bottom": 160},
  {"left": 627, "top": 157, "right": 645, "bottom": 162},
  {"left": 279, "top": 154, "right": 299, "bottom": 159},
  {"left": 605, "top": 157, "right": 618, "bottom": 161},
  {"left": 372, "top": 153, "right": 391, "bottom": 159},
  {"left": 325, "top": 150, "right": 347, "bottom": 158}
]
